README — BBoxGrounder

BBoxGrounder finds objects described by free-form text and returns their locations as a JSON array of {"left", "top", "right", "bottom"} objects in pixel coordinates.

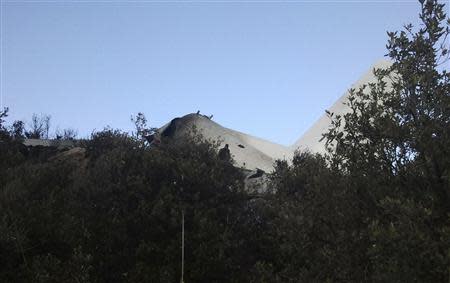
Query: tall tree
[{"left": 321, "top": 0, "right": 450, "bottom": 281}]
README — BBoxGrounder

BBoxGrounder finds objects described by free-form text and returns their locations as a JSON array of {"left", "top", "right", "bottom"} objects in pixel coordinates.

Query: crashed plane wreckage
[{"left": 23, "top": 60, "right": 392, "bottom": 175}]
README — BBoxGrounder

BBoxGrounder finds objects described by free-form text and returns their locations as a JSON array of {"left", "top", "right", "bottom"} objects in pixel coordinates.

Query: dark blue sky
[{"left": 2, "top": 0, "right": 427, "bottom": 145}]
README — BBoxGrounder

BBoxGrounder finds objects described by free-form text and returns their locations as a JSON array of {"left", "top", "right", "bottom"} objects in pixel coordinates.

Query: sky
[{"left": 0, "top": 0, "right": 437, "bottom": 145}]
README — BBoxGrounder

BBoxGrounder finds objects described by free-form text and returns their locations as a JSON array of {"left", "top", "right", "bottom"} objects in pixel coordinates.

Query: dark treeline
[{"left": 1, "top": 1, "right": 449, "bottom": 282}]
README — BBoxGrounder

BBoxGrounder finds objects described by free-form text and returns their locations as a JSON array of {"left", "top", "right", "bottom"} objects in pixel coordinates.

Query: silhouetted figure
[
  {"left": 196, "top": 110, "right": 200, "bottom": 115},
  {"left": 218, "top": 144, "right": 231, "bottom": 162},
  {"left": 249, "top": 168, "right": 265, "bottom": 179},
  {"left": 209, "top": 115, "right": 214, "bottom": 120}
]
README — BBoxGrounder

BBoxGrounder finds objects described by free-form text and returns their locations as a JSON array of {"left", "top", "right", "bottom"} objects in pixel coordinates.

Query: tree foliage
[{"left": 262, "top": 0, "right": 450, "bottom": 281}]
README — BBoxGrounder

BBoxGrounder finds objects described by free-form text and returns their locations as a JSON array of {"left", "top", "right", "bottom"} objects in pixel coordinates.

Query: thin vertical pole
[{"left": 180, "top": 210, "right": 185, "bottom": 283}]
